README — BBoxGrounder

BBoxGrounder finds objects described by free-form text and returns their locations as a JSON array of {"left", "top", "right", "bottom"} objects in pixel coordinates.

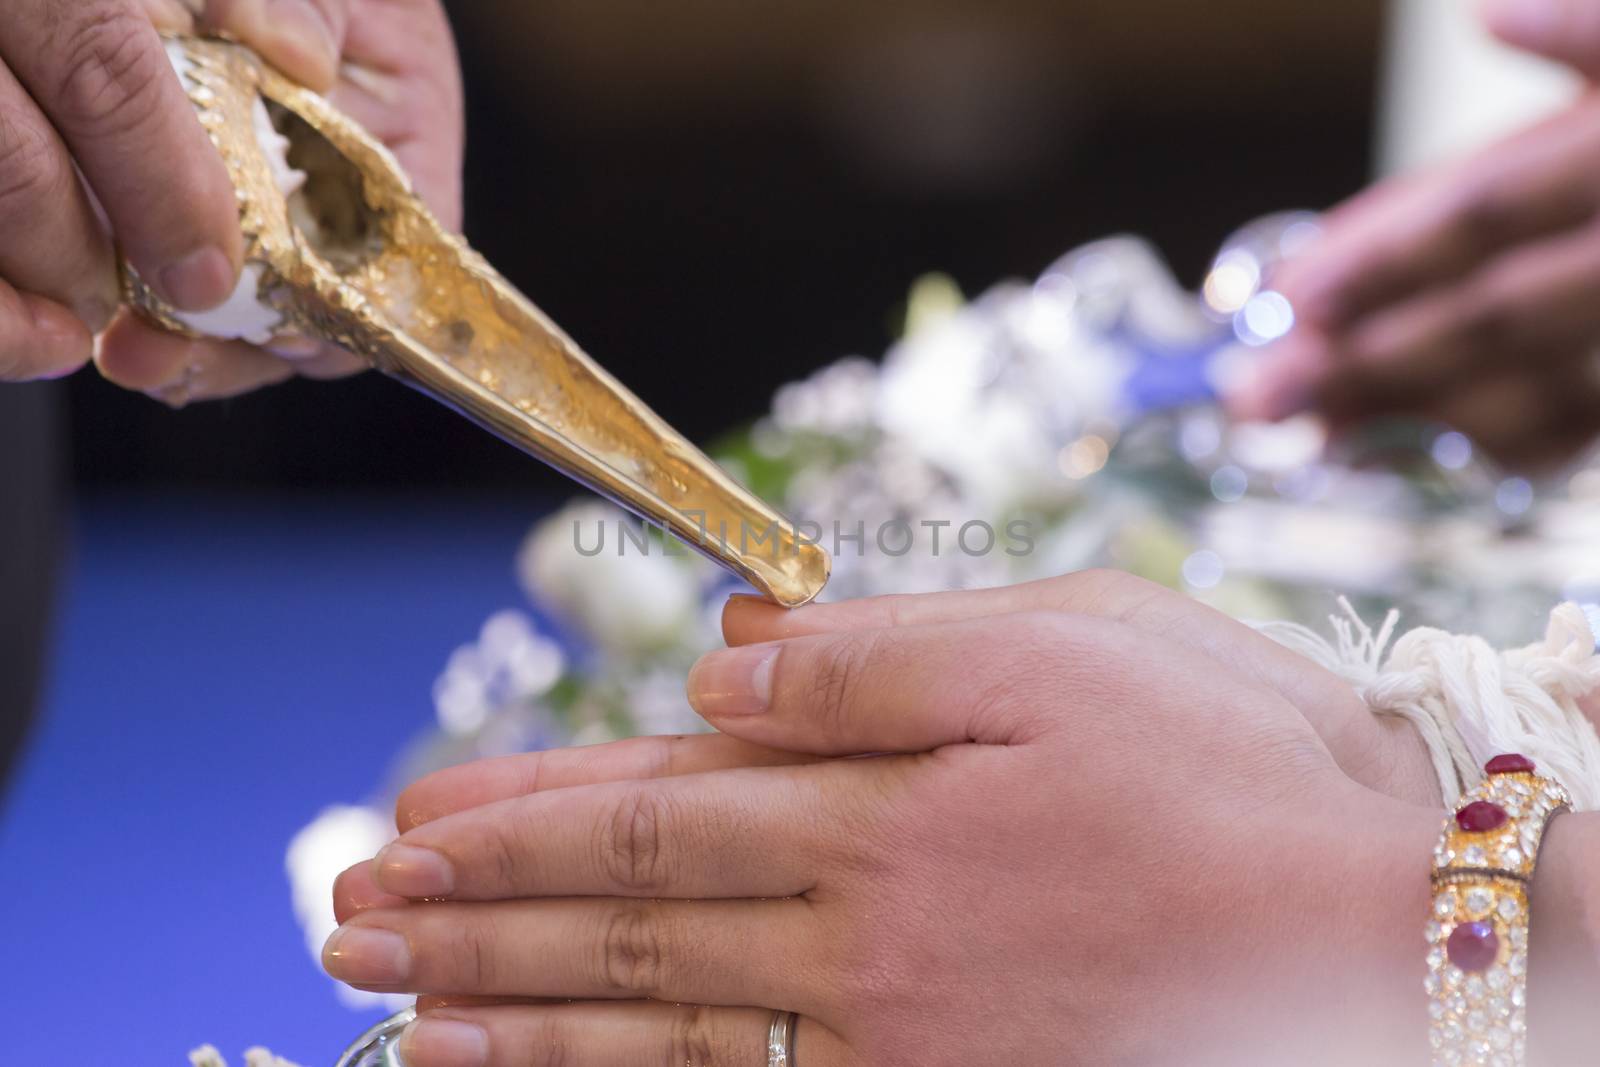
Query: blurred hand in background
[
  {"left": 1235, "top": 0, "right": 1600, "bottom": 467},
  {"left": 0, "top": 0, "right": 463, "bottom": 404}
]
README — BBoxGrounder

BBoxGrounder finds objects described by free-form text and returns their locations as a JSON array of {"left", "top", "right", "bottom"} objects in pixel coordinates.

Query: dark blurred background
[{"left": 65, "top": 0, "right": 1385, "bottom": 491}]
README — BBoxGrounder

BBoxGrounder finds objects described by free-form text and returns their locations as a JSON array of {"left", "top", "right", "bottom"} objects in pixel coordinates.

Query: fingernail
[
  {"left": 266, "top": 335, "right": 324, "bottom": 360},
  {"left": 688, "top": 644, "right": 779, "bottom": 716},
  {"left": 322, "top": 925, "right": 411, "bottom": 986},
  {"left": 267, "top": 0, "right": 340, "bottom": 87},
  {"left": 158, "top": 247, "right": 237, "bottom": 311},
  {"left": 401, "top": 1017, "right": 489, "bottom": 1067},
  {"left": 375, "top": 843, "right": 456, "bottom": 898},
  {"left": 75, "top": 297, "right": 114, "bottom": 336}
]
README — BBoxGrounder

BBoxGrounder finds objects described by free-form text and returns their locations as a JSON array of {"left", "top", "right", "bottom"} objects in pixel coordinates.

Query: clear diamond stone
[
  {"left": 1443, "top": 1021, "right": 1464, "bottom": 1042},
  {"left": 1446, "top": 966, "right": 1465, "bottom": 988},
  {"left": 1488, "top": 1026, "right": 1510, "bottom": 1050},
  {"left": 1511, "top": 986, "right": 1526, "bottom": 1007},
  {"left": 1510, "top": 1013, "right": 1525, "bottom": 1035},
  {"left": 1429, "top": 1000, "right": 1447, "bottom": 1020},
  {"left": 1466, "top": 975, "right": 1488, "bottom": 1000},
  {"left": 1435, "top": 890, "right": 1457, "bottom": 917},
  {"left": 1465, "top": 888, "right": 1494, "bottom": 915},
  {"left": 1509, "top": 953, "right": 1526, "bottom": 977},
  {"left": 1425, "top": 974, "right": 1441, "bottom": 995},
  {"left": 1497, "top": 897, "right": 1519, "bottom": 921},
  {"left": 1513, "top": 782, "right": 1532, "bottom": 796},
  {"left": 1427, "top": 920, "right": 1445, "bottom": 942},
  {"left": 1486, "top": 967, "right": 1509, "bottom": 992},
  {"left": 1489, "top": 995, "right": 1509, "bottom": 1016},
  {"left": 1452, "top": 994, "right": 1469, "bottom": 1016},
  {"left": 1490, "top": 1055, "right": 1512, "bottom": 1067},
  {"left": 1467, "top": 1009, "right": 1488, "bottom": 1032},
  {"left": 1464, "top": 845, "right": 1488, "bottom": 866},
  {"left": 1428, "top": 946, "right": 1447, "bottom": 970},
  {"left": 1501, "top": 848, "right": 1524, "bottom": 867},
  {"left": 1510, "top": 926, "right": 1528, "bottom": 950}
]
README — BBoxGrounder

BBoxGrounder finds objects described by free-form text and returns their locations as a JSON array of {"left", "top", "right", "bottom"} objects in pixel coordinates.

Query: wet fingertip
[
  {"left": 723, "top": 592, "right": 792, "bottom": 621},
  {"left": 401, "top": 1015, "right": 489, "bottom": 1067},
  {"left": 333, "top": 862, "right": 409, "bottom": 921},
  {"left": 722, "top": 593, "right": 783, "bottom": 624},
  {"left": 721, "top": 594, "right": 778, "bottom": 646},
  {"left": 374, "top": 842, "right": 456, "bottom": 899},
  {"left": 322, "top": 924, "right": 412, "bottom": 986}
]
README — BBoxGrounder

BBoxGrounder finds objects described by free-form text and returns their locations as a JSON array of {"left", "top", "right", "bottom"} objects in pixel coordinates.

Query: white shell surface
[{"left": 162, "top": 41, "right": 306, "bottom": 346}]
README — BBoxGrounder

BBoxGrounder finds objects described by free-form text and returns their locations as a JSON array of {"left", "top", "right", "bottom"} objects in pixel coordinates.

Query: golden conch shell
[{"left": 125, "top": 35, "right": 829, "bottom": 608}]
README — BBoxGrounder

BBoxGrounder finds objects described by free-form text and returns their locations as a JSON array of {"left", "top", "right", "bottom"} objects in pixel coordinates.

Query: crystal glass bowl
[{"left": 334, "top": 1009, "right": 414, "bottom": 1067}]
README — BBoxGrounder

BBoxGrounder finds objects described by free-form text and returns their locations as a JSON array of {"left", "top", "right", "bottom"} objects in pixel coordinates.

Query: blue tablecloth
[{"left": 0, "top": 491, "right": 546, "bottom": 1063}]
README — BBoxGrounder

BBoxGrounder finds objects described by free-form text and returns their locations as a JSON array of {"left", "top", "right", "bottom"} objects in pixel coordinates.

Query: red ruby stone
[
  {"left": 1485, "top": 753, "right": 1536, "bottom": 775},
  {"left": 1455, "top": 801, "right": 1509, "bottom": 833},
  {"left": 1446, "top": 921, "right": 1499, "bottom": 973}
]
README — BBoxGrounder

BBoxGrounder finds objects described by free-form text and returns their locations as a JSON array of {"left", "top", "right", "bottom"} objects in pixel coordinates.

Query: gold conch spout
[{"left": 126, "top": 35, "right": 829, "bottom": 607}]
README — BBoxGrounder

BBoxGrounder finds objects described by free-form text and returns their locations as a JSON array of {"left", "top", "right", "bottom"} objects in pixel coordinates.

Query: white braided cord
[{"left": 1257, "top": 601, "right": 1600, "bottom": 810}]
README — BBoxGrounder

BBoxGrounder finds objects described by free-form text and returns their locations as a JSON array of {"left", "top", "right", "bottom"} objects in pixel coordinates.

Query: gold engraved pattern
[{"left": 126, "top": 36, "right": 830, "bottom": 607}]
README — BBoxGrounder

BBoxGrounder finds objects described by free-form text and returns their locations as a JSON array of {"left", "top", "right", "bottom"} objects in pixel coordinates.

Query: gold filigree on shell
[{"left": 126, "top": 36, "right": 829, "bottom": 608}]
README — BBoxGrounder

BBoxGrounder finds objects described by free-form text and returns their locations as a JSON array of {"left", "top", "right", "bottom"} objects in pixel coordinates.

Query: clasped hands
[{"left": 325, "top": 571, "right": 1450, "bottom": 1067}]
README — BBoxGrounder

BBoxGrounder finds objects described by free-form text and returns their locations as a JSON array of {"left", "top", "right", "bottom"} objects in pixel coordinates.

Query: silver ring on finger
[{"left": 767, "top": 1010, "right": 798, "bottom": 1067}]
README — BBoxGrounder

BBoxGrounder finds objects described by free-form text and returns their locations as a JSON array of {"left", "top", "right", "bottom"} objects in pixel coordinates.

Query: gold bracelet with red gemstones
[{"left": 1426, "top": 753, "right": 1570, "bottom": 1067}]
